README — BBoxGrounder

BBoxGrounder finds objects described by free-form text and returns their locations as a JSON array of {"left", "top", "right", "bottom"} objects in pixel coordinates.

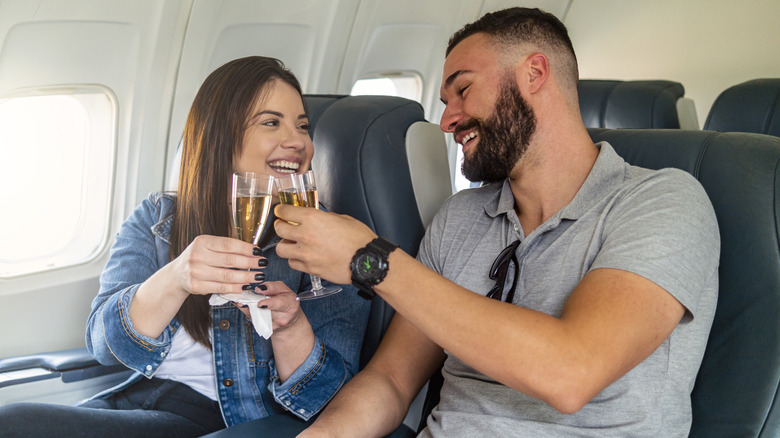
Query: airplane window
[
  {"left": 452, "top": 146, "right": 475, "bottom": 192},
  {"left": 0, "top": 88, "right": 116, "bottom": 278},
  {"left": 350, "top": 74, "right": 422, "bottom": 103}
]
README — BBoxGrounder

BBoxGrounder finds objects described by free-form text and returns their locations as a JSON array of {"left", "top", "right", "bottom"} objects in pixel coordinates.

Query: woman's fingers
[
  {"left": 175, "top": 235, "right": 269, "bottom": 295},
  {"left": 192, "top": 235, "right": 267, "bottom": 270},
  {"left": 251, "top": 281, "right": 302, "bottom": 330}
]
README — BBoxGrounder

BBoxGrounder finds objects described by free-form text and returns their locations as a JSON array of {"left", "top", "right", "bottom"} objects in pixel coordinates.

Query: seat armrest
[
  {"left": 0, "top": 347, "right": 99, "bottom": 373},
  {"left": 199, "top": 413, "right": 416, "bottom": 438},
  {"left": 200, "top": 414, "right": 312, "bottom": 437},
  {"left": 0, "top": 347, "right": 127, "bottom": 388}
]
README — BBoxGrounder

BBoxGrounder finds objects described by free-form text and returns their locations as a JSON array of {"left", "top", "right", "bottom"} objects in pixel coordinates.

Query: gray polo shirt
[{"left": 417, "top": 142, "right": 719, "bottom": 437}]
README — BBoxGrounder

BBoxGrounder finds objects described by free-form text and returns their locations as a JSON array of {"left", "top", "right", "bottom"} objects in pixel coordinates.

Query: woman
[{"left": 0, "top": 57, "right": 369, "bottom": 437}]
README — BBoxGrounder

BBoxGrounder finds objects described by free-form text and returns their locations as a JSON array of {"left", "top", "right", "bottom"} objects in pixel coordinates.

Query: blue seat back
[
  {"left": 579, "top": 79, "right": 687, "bottom": 128},
  {"left": 306, "top": 95, "right": 438, "bottom": 369},
  {"left": 704, "top": 78, "right": 780, "bottom": 137}
]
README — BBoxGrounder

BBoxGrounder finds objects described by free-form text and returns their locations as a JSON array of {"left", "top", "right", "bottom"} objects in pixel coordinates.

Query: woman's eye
[
  {"left": 298, "top": 123, "right": 310, "bottom": 131},
  {"left": 261, "top": 119, "right": 279, "bottom": 127}
]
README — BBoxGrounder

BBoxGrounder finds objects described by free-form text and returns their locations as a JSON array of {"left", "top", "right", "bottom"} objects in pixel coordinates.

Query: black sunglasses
[{"left": 486, "top": 239, "right": 521, "bottom": 303}]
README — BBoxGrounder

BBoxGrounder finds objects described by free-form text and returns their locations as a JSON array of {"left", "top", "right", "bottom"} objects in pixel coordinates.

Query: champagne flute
[
  {"left": 232, "top": 172, "right": 274, "bottom": 293},
  {"left": 275, "top": 172, "right": 343, "bottom": 300},
  {"left": 233, "top": 172, "right": 274, "bottom": 245}
]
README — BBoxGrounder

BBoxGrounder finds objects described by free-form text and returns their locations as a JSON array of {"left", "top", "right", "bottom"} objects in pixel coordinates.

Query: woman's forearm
[
  {"left": 270, "top": 312, "right": 316, "bottom": 382},
  {"left": 129, "top": 262, "right": 190, "bottom": 339}
]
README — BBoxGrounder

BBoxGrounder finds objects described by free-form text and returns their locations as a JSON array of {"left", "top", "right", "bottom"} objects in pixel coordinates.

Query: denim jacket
[{"left": 85, "top": 193, "right": 370, "bottom": 425}]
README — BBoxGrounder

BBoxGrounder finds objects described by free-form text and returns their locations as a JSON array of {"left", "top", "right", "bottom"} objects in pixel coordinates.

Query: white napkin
[{"left": 209, "top": 292, "right": 272, "bottom": 339}]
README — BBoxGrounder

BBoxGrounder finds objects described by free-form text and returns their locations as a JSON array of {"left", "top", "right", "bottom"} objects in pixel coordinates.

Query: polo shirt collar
[{"left": 484, "top": 141, "right": 625, "bottom": 221}]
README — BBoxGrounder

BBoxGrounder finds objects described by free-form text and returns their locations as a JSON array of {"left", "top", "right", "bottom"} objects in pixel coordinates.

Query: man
[{"left": 275, "top": 7, "right": 719, "bottom": 437}]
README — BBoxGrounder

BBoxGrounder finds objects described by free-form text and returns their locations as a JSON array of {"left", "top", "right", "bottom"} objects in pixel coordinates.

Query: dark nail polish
[
  {"left": 253, "top": 247, "right": 262, "bottom": 256},
  {"left": 258, "top": 284, "right": 268, "bottom": 291},
  {"left": 239, "top": 304, "right": 248, "bottom": 308},
  {"left": 255, "top": 273, "right": 265, "bottom": 281},
  {"left": 242, "top": 284, "right": 253, "bottom": 291},
  {"left": 258, "top": 258, "right": 268, "bottom": 267},
  {"left": 260, "top": 305, "right": 268, "bottom": 309}
]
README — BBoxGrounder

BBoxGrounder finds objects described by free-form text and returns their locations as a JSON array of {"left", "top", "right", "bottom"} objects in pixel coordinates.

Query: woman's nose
[{"left": 279, "top": 127, "right": 307, "bottom": 149}]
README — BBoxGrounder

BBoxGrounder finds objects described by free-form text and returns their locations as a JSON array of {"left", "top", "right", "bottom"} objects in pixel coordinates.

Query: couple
[{"left": 0, "top": 7, "right": 719, "bottom": 438}]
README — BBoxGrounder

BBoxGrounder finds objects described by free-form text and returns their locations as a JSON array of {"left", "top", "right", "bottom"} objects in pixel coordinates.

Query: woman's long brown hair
[{"left": 170, "top": 56, "right": 304, "bottom": 348}]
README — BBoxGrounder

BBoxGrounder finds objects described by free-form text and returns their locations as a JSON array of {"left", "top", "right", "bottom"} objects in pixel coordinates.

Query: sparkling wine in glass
[
  {"left": 232, "top": 172, "right": 274, "bottom": 299},
  {"left": 275, "top": 172, "right": 342, "bottom": 300},
  {"left": 233, "top": 172, "right": 274, "bottom": 245}
]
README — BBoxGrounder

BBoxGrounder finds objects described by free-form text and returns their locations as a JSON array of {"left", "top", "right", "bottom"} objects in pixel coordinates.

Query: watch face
[{"left": 355, "top": 253, "right": 380, "bottom": 280}]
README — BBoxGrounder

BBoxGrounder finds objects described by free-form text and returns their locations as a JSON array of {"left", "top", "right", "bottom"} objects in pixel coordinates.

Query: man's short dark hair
[{"left": 447, "top": 7, "right": 579, "bottom": 95}]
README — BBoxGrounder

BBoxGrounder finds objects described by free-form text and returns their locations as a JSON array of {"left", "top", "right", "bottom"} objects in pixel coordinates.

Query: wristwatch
[{"left": 350, "top": 237, "right": 398, "bottom": 299}]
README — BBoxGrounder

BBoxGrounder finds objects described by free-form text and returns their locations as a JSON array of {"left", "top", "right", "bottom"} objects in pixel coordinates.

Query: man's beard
[{"left": 459, "top": 74, "right": 537, "bottom": 183}]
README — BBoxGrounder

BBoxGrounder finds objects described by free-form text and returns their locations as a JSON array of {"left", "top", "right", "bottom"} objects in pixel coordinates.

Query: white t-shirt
[{"left": 155, "top": 327, "right": 218, "bottom": 400}]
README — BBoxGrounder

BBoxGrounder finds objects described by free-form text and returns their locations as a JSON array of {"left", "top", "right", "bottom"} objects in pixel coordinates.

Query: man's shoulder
[{"left": 627, "top": 166, "right": 709, "bottom": 202}]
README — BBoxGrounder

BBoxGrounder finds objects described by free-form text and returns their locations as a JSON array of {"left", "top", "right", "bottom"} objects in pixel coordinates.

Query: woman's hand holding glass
[
  {"left": 228, "top": 171, "right": 274, "bottom": 293},
  {"left": 169, "top": 235, "right": 269, "bottom": 297}
]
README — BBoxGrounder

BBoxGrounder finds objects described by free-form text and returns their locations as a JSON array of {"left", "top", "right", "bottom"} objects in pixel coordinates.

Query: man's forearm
[{"left": 299, "top": 365, "right": 409, "bottom": 437}]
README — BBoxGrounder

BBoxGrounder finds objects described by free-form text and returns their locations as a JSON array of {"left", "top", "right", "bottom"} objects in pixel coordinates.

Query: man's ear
[{"left": 523, "top": 52, "right": 549, "bottom": 94}]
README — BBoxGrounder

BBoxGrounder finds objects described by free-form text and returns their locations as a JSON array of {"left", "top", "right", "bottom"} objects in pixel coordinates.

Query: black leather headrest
[
  {"left": 704, "top": 78, "right": 780, "bottom": 136},
  {"left": 579, "top": 80, "right": 685, "bottom": 128}
]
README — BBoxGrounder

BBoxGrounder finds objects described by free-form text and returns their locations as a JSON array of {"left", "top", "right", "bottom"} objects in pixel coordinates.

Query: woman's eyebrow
[{"left": 251, "top": 110, "right": 282, "bottom": 119}]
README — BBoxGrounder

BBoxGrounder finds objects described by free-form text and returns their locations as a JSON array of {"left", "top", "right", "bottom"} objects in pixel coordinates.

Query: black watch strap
[
  {"left": 369, "top": 236, "right": 398, "bottom": 255},
  {"left": 351, "top": 237, "right": 398, "bottom": 299}
]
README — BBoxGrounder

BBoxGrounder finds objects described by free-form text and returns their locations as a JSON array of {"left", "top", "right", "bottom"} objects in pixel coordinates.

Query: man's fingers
[{"left": 274, "top": 203, "right": 309, "bottom": 224}]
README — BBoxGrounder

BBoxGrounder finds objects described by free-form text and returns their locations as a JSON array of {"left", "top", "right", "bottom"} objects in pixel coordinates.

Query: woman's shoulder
[
  {"left": 144, "top": 192, "right": 176, "bottom": 208},
  {"left": 138, "top": 192, "right": 176, "bottom": 216},
  {"left": 123, "top": 192, "right": 176, "bottom": 238}
]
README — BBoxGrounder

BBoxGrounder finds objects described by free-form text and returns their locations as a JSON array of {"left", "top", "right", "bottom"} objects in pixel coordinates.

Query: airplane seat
[
  {"left": 309, "top": 94, "right": 450, "bottom": 371},
  {"left": 704, "top": 78, "right": 780, "bottom": 136},
  {"left": 587, "top": 128, "right": 780, "bottom": 437},
  {"left": 303, "top": 94, "right": 347, "bottom": 134},
  {"left": 201, "top": 94, "right": 451, "bottom": 438},
  {"left": 579, "top": 79, "right": 699, "bottom": 129},
  {"left": 410, "top": 128, "right": 780, "bottom": 437}
]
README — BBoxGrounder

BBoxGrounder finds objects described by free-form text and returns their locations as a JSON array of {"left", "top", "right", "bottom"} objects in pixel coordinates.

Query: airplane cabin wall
[
  {"left": 0, "top": 0, "right": 190, "bottom": 358},
  {"left": 567, "top": 0, "right": 780, "bottom": 128},
  {"left": 164, "top": 0, "right": 361, "bottom": 186}
]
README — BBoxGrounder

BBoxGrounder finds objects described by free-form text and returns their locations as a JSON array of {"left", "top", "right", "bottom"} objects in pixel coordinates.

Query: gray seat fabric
[
  {"left": 579, "top": 79, "right": 686, "bottom": 128},
  {"left": 704, "top": 78, "right": 780, "bottom": 137}
]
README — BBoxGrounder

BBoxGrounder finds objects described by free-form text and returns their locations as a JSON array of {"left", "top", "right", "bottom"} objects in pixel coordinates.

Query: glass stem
[{"left": 310, "top": 274, "right": 324, "bottom": 291}]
